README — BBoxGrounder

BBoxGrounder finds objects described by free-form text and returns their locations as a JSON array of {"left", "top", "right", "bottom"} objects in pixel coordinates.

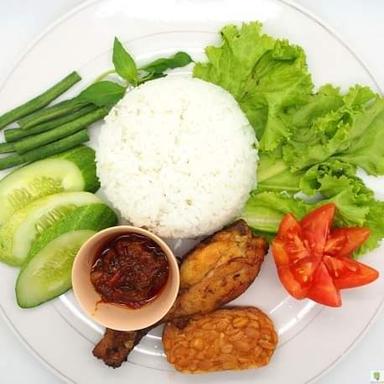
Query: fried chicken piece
[
  {"left": 93, "top": 220, "right": 268, "bottom": 368},
  {"left": 163, "top": 307, "right": 278, "bottom": 373},
  {"left": 92, "top": 328, "right": 150, "bottom": 368},
  {"left": 168, "top": 220, "right": 267, "bottom": 318}
]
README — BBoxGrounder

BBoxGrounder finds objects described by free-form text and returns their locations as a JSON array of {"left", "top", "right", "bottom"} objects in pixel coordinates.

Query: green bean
[
  {"left": 0, "top": 71, "right": 81, "bottom": 130},
  {"left": 0, "top": 153, "right": 24, "bottom": 170},
  {"left": 5, "top": 105, "right": 97, "bottom": 142},
  {"left": 0, "top": 131, "right": 89, "bottom": 170},
  {"left": 14, "top": 107, "right": 107, "bottom": 155},
  {"left": 18, "top": 99, "right": 87, "bottom": 129},
  {"left": 0, "top": 142, "right": 15, "bottom": 154},
  {"left": 23, "top": 130, "right": 90, "bottom": 163}
]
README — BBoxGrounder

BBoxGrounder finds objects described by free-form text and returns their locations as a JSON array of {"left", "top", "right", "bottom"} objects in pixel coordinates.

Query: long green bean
[
  {"left": 18, "top": 98, "right": 87, "bottom": 129},
  {"left": 0, "top": 142, "right": 15, "bottom": 154},
  {"left": 0, "top": 130, "right": 89, "bottom": 170},
  {"left": 0, "top": 153, "right": 24, "bottom": 169},
  {"left": 5, "top": 105, "right": 97, "bottom": 142},
  {"left": 14, "top": 107, "right": 107, "bottom": 155},
  {"left": 0, "top": 71, "right": 81, "bottom": 130}
]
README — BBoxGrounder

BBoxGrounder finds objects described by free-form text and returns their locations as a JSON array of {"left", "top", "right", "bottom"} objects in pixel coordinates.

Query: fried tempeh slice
[
  {"left": 93, "top": 220, "right": 268, "bottom": 367},
  {"left": 163, "top": 307, "right": 278, "bottom": 373}
]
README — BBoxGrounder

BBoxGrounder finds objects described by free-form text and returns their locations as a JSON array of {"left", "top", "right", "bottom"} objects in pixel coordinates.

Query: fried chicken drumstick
[{"left": 93, "top": 220, "right": 268, "bottom": 368}]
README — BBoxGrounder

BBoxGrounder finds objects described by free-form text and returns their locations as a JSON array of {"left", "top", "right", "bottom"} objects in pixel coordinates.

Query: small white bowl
[{"left": 72, "top": 226, "right": 180, "bottom": 331}]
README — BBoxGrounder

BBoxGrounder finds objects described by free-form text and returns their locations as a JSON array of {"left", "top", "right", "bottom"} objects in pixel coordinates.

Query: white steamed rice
[{"left": 96, "top": 76, "right": 257, "bottom": 238}]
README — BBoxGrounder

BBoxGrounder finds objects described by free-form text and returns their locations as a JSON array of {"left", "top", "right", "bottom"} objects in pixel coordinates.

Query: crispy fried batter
[
  {"left": 168, "top": 220, "right": 267, "bottom": 318},
  {"left": 163, "top": 307, "right": 278, "bottom": 373},
  {"left": 92, "top": 220, "right": 269, "bottom": 368}
]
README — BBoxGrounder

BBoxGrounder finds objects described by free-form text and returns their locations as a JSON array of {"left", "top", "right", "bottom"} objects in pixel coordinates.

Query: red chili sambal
[{"left": 90, "top": 233, "right": 169, "bottom": 309}]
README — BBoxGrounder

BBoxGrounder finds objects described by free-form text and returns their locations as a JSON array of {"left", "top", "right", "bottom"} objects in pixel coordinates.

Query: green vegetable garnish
[
  {"left": 0, "top": 141, "right": 15, "bottom": 154},
  {"left": 243, "top": 159, "right": 384, "bottom": 256},
  {"left": 282, "top": 86, "right": 384, "bottom": 174},
  {"left": 112, "top": 37, "right": 139, "bottom": 86},
  {"left": 0, "top": 130, "right": 90, "bottom": 170},
  {"left": 4, "top": 105, "right": 97, "bottom": 142},
  {"left": 194, "top": 22, "right": 313, "bottom": 151},
  {"left": 77, "top": 81, "right": 126, "bottom": 107},
  {"left": 197, "top": 22, "right": 384, "bottom": 257},
  {"left": 257, "top": 151, "right": 302, "bottom": 193},
  {"left": 140, "top": 51, "right": 193, "bottom": 82},
  {"left": 0, "top": 71, "right": 81, "bottom": 130},
  {"left": 18, "top": 99, "right": 85, "bottom": 129},
  {"left": 14, "top": 108, "right": 108, "bottom": 155}
]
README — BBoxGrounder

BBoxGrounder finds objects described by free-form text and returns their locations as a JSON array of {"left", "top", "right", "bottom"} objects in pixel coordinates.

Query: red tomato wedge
[
  {"left": 291, "top": 256, "right": 320, "bottom": 286},
  {"left": 272, "top": 239, "right": 308, "bottom": 299},
  {"left": 300, "top": 203, "right": 335, "bottom": 257},
  {"left": 324, "top": 227, "right": 371, "bottom": 258},
  {"left": 278, "top": 213, "right": 301, "bottom": 238},
  {"left": 323, "top": 256, "right": 379, "bottom": 289},
  {"left": 271, "top": 203, "right": 379, "bottom": 307},
  {"left": 306, "top": 263, "right": 341, "bottom": 307},
  {"left": 276, "top": 214, "right": 309, "bottom": 262}
]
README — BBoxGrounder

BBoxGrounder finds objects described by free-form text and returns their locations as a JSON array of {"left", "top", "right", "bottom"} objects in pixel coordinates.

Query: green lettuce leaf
[
  {"left": 241, "top": 191, "right": 311, "bottom": 233},
  {"left": 257, "top": 151, "right": 302, "bottom": 193},
  {"left": 194, "top": 22, "right": 313, "bottom": 151},
  {"left": 283, "top": 85, "right": 384, "bottom": 175},
  {"left": 300, "top": 160, "right": 369, "bottom": 226},
  {"left": 335, "top": 98, "right": 384, "bottom": 175},
  {"left": 285, "top": 84, "right": 343, "bottom": 128},
  {"left": 198, "top": 22, "right": 384, "bottom": 257},
  {"left": 246, "top": 159, "right": 384, "bottom": 255},
  {"left": 361, "top": 201, "right": 384, "bottom": 254},
  {"left": 300, "top": 159, "right": 358, "bottom": 196}
]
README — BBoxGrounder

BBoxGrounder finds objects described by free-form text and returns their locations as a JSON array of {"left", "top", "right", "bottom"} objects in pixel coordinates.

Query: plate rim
[{"left": 0, "top": 1, "right": 383, "bottom": 384}]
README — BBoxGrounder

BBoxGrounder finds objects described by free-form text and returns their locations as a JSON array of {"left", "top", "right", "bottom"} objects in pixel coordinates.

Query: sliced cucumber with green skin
[
  {"left": 16, "top": 230, "right": 95, "bottom": 308},
  {"left": 16, "top": 204, "right": 118, "bottom": 308},
  {"left": 0, "top": 192, "right": 100, "bottom": 266},
  {"left": 0, "top": 146, "right": 99, "bottom": 226}
]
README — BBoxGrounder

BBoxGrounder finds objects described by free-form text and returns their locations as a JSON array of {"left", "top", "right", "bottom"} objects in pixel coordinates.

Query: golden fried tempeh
[
  {"left": 93, "top": 220, "right": 268, "bottom": 367},
  {"left": 163, "top": 307, "right": 278, "bottom": 373}
]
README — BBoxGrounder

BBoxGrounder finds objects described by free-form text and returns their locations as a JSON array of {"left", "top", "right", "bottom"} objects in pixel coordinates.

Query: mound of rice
[{"left": 96, "top": 76, "right": 257, "bottom": 238}]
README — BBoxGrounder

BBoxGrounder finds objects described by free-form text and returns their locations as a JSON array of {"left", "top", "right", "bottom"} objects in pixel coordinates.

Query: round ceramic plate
[{"left": 0, "top": 0, "right": 383, "bottom": 383}]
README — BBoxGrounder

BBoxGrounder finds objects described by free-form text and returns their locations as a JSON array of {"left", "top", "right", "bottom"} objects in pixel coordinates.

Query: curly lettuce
[
  {"left": 283, "top": 86, "right": 384, "bottom": 174},
  {"left": 243, "top": 159, "right": 384, "bottom": 256},
  {"left": 196, "top": 22, "right": 384, "bottom": 257},
  {"left": 241, "top": 191, "right": 311, "bottom": 234},
  {"left": 194, "top": 22, "right": 313, "bottom": 151}
]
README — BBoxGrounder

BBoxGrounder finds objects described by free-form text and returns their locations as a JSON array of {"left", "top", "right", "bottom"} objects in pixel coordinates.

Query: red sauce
[{"left": 90, "top": 233, "right": 169, "bottom": 309}]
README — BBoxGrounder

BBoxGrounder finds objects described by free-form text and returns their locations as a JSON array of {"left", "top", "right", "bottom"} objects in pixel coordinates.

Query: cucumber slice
[
  {"left": 0, "top": 146, "right": 99, "bottom": 226},
  {"left": 16, "top": 230, "right": 95, "bottom": 308},
  {"left": 16, "top": 204, "right": 118, "bottom": 308},
  {"left": 0, "top": 191, "right": 100, "bottom": 266}
]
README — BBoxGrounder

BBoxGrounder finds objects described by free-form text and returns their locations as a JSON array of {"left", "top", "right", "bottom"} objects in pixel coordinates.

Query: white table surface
[{"left": 0, "top": 1, "right": 383, "bottom": 383}]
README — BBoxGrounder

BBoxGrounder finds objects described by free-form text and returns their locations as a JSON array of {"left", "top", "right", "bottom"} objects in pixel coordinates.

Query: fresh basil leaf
[
  {"left": 78, "top": 81, "right": 126, "bottom": 107},
  {"left": 138, "top": 72, "right": 167, "bottom": 84},
  {"left": 141, "top": 52, "right": 193, "bottom": 75},
  {"left": 112, "top": 37, "right": 138, "bottom": 85}
]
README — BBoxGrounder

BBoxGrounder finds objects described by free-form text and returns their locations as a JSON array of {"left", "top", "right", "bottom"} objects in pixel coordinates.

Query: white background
[{"left": 0, "top": 1, "right": 383, "bottom": 383}]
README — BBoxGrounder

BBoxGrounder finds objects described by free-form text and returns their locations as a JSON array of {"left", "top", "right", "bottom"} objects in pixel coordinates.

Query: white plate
[{"left": 0, "top": 0, "right": 383, "bottom": 383}]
